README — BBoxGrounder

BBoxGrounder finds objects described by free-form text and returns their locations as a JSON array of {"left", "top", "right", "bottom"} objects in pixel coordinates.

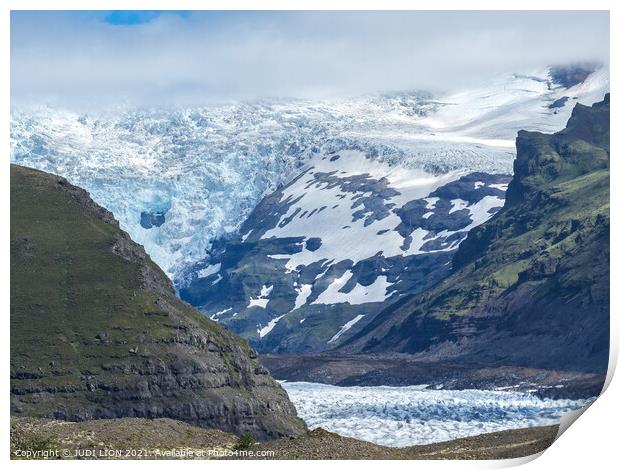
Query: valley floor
[
  {"left": 260, "top": 354, "right": 606, "bottom": 400},
  {"left": 10, "top": 417, "right": 559, "bottom": 460}
]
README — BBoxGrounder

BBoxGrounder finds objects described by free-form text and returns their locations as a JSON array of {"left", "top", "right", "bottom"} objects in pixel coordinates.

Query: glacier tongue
[
  {"left": 282, "top": 381, "right": 591, "bottom": 447},
  {"left": 10, "top": 67, "right": 608, "bottom": 281}
]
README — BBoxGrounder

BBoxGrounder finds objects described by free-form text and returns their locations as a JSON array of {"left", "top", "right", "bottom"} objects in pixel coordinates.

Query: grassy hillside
[{"left": 10, "top": 165, "right": 304, "bottom": 439}]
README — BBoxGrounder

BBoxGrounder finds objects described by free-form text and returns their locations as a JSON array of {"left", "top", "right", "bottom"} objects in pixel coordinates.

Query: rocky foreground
[{"left": 10, "top": 417, "right": 559, "bottom": 460}]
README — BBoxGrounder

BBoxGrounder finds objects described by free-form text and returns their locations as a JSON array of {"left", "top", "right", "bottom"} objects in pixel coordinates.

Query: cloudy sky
[{"left": 11, "top": 10, "right": 609, "bottom": 108}]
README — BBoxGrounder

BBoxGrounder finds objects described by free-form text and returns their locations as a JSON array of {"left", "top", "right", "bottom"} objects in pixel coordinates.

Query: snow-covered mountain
[
  {"left": 10, "top": 65, "right": 609, "bottom": 284},
  {"left": 179, "top": 149, "right": 510, "bottom": 352}
]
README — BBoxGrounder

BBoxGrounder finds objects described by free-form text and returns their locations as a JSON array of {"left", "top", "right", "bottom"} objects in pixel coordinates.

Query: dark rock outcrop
[
  {"left": 140, "top": 210, "right": 166, "bottom": 229},
  {"left": 549, "top": 97, "right": 569, "bottom": 109},
  {"left": 549, "top": 64, "right": 598, "bottom": 88}
]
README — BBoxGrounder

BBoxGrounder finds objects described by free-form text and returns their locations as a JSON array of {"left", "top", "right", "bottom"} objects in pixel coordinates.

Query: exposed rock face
[
  {"left": 549, "top": 64, "right": 599, "bottom": 88},
  {"left": 340, "top": 95, "right": 610, "bottom": 375},
  {"left": 140, "top": 210, "right": 166, "bottom": 229},
  {"left": 179, "top": 150, "right": 509, "bottom": 353},
  {"left": 548, "top": 97, "right": 570, "bottom": 109},
  {"left": 10, "top": 165, "right": 305, "bottom": 440}
]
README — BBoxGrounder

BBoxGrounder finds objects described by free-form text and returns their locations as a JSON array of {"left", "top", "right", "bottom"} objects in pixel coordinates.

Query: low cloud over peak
[{"left": 11, "top": 10, "right": 609, "bottom": 108}]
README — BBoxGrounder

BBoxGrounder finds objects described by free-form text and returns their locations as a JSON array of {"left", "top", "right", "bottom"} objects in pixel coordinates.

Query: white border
[{"left": 2, "top": 2, "right": 616, "bottom": 469}]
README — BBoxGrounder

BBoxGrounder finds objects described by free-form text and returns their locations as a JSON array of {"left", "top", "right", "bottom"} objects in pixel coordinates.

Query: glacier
[
  {"left": 282, "top": 381, "right": 591, "bottom": 447},
  {"left": 10, "top": 66, "right": 609, "bottom": 283}
]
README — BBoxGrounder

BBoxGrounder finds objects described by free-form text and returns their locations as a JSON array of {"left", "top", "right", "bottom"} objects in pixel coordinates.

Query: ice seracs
[
  {"left": 197, "top": 263, "right": 220, "bottom": 278},
  {"left": 282, "top": 381, "right": 592, "bottom": 447}
]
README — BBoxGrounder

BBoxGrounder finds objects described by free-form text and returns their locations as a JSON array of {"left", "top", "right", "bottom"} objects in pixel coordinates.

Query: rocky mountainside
[
  {"left": 340, "top": 94, "right": 610, "bottom": 374},
  {"left": 179, "top": 150, "right": 510, "bottom": 353},
  {"left": 10, "top": 165, "right": 305, "bottom": 440}
]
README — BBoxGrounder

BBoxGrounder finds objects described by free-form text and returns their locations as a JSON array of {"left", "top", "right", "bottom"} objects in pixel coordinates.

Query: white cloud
[{"left": 10, "top": 11, "right": 609, "bottom": 108}]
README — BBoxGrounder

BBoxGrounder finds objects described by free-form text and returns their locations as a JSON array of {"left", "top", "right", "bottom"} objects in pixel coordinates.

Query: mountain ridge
[{"left": 339, "top": 94, "right": 610, "bottom": 375}]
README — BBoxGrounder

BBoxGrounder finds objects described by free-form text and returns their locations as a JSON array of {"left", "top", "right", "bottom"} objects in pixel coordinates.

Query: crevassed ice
[
  {"left": 197, "top": 263, "right": 220, "bottom": 278},
  {"left": 282, "top": 381, "right": 592, "bottom": 447}
]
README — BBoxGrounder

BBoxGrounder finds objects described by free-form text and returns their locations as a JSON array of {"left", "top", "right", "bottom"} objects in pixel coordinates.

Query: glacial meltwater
[{"left": 281, "top": 382, "right": 592, "bottom": 447}]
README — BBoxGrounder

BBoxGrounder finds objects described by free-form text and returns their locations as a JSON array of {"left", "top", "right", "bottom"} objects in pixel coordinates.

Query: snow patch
[
  {"left": 327, "top": 314, "right": 365, "bottom": 344},
  {"left": 257, "top": 314, "right": 286, "bottom": 338},
  {"left": 448, "top": 199, "right": 468, "bottom": 214},
  {"left": 209, "top": 307, "right": 232, "bottom": 321},
  {"left": 424, "top": 197, "right": 440, "bottom": 210},
  {"left": 314, "top": 272, "right": 394, "bottom": 306},
  {"left": 293, "top": 284, "right": 313, "bottom": 311},
  {"left": 248, "top": 298, "right": 268, "bottom": 309},
  {"left": 465, "top": 195, "right": 504, "bottom": 230},
  {"left": 248, "top": 285, "right": 273, "bottom": 309}
]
